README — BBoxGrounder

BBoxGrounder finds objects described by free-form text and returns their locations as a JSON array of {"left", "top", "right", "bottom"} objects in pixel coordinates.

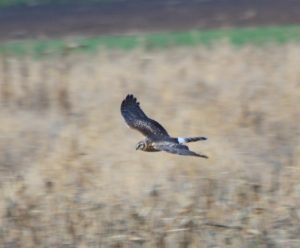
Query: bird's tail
[{"left": 177, "top": 136, "right": 207, "bottom": 144}]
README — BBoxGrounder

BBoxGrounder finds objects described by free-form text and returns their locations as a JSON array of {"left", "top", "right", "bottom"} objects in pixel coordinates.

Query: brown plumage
[{"left": 121, "top": 94, "right": 208, "bottom": 158}]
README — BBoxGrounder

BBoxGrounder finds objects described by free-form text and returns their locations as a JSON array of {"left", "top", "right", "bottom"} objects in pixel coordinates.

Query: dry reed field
[{"left": 0, "top": 43, "right": 300, "bottom": 247}]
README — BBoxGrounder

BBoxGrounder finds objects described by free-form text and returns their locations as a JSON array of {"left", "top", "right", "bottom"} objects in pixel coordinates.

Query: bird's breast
[{"left": 144, "top": 143, "right": 160, "bottom": 152}]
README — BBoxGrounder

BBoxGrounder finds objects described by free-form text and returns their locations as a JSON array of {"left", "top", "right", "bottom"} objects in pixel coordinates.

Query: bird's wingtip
[
  {"left": 122, "top": 94, "right": 139, "bottom": 105},
  {"left": 199, "top": 154, "right": 209, "bottom": 159}
]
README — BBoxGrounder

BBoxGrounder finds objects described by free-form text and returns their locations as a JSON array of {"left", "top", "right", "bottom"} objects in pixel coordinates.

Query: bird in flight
[{"left": 121, "top": 94, "right": 208, "bottom": 158}]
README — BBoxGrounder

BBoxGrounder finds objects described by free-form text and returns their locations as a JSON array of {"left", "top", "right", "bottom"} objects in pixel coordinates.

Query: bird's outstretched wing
[
  {"left": 121, "top": 94, "right": 169, "bottom": 138},
  {"left": 154, "top": 142, "right": 208, "bottom": 158}
]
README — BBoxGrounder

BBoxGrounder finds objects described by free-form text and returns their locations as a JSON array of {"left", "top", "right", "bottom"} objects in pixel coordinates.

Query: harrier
[{"left": 121, "top": 94, "right": 208, "bottom": 158}]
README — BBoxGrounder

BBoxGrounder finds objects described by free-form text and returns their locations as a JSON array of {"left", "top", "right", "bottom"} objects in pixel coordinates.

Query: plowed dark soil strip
[{"left": 0, "top": 0, "right": 300, "bottom": 41}]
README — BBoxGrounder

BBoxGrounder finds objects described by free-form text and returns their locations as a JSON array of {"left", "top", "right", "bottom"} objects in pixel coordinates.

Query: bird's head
[{"left": 136, "top": 141, "right": 146, "bottom": 151}]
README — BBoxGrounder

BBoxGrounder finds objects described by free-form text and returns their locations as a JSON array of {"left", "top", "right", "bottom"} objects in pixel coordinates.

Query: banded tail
[{"left": 177, "top": 136, "right": 207, "bottom": 144}]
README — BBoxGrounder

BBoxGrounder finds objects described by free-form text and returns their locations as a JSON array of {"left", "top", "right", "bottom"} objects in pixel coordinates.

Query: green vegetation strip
[{"left": 1, "top": 25, "right": 300, "bottom": 55}]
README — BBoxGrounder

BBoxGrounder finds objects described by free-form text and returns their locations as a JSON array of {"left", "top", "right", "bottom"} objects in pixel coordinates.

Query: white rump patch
[{"left": 177, "top": 137, "right": 186, "bottom": 144}]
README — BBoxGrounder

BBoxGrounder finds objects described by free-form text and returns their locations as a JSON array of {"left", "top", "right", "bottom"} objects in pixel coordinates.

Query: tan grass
[{"left": 0, "top": 42, "right": 300, "bottom": 247}]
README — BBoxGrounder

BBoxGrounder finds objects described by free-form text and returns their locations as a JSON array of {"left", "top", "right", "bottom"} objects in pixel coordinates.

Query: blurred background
[{"left": 0, "top": 0, "right": 300, "bottom": 247}]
